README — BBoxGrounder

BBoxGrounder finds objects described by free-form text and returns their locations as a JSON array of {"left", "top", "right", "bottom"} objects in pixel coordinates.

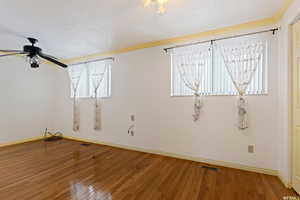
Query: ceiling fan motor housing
[
  {"left": 23, "top": 45, "right": 41, "bottom": 68},
  {"left": 23, "top": 45, "right": 41, "bottom": 58}
]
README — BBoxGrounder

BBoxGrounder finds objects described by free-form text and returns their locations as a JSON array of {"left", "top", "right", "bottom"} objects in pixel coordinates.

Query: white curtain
[
  {"left": 171, "top": 44, "right": 212, "bottom": 121},
  {"left": 88, "top": 60, "right": 109, "bottom": 130},
  {"left": 68, "top": 65, "right": 84, "bottom": 132},
  {"left": 219, "top": 41, "right": 264, "bottom": 129}
]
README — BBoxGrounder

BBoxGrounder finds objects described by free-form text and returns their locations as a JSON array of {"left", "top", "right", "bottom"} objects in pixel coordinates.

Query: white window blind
[
  {"left": 69, "top": 60, "right": 112, "bottom": 98},
  {"left": 171, "top": 33, "right": 270, "bottom": 96},
  {"left": 171, "top": 43, "right": 212, "bottom": 96},
  {"left": 88, "top": 60, "right": 111, "bottom": 98}
]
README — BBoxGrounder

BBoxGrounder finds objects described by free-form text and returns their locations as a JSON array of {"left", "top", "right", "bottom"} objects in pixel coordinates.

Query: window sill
[
  {"left": 170, "top": 93, "right": 269, "bottom": 97},
  {"left": 70, "top": 96, "right": 112, "bottom": 100}
]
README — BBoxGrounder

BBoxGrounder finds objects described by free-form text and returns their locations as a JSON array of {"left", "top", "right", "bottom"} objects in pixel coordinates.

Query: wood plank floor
[{"left": 0, "top": 139, "right": 297, "bottom": 200}]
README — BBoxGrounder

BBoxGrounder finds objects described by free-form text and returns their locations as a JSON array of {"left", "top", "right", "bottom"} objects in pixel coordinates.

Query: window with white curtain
[
  {"left": 69, "top": 59, "right": 112, "bottom": 98},
  {"left": 171, "top": 33, "right": 270, "bottom": 96}
]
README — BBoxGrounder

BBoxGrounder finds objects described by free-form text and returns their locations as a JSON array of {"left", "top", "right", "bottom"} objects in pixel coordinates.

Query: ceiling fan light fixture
[{"left": 29, "top": 55, "right": 40, "bottom": 68}]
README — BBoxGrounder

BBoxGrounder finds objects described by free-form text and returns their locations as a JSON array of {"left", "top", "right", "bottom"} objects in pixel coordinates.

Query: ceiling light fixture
[
  {"left": 28, "top": 55, "right": 40, "bottom": 68},
  {"left": 144, "top": 0, "right": 169, "bottom": 14}
]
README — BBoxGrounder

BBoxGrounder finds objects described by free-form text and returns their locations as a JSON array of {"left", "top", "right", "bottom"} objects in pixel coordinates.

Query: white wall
[
  {"left": 54, "top": 33, "right": 281, "bottom": 171},
  {"left": 0, "top": 4, "right": 297, "bottom": 182},
  {"left": 277, "top": 0, "right": 300, "bottom": 186},
  {"left": 0, "top": 57, "right": 57, "bottom": 144}
]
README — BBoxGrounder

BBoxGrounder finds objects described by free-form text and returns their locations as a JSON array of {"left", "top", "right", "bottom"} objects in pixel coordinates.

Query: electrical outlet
[
  {"left": 131, "top": 115, "right": 135, "bottom": 122},
  {"left": 248, "top": 145, "right": 254, "bottom": 153}
]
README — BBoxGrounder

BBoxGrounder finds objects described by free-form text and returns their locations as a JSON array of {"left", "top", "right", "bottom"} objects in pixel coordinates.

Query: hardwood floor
[{"left": 0, "top": 139, "right": 297, "bottom": 200}]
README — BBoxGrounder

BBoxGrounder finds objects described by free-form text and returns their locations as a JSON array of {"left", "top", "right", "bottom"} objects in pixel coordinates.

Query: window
[
  {"left": 69, "top": 59, "right": 112, "bottom": 98},
  {"left": 171, "top": 33, "right": 269, "bottom": 96}
]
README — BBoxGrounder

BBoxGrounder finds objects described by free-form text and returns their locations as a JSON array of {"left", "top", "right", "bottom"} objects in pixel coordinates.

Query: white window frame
[
  {"left": 69, "top": 60, "right": 112, "bottom": 99},
  {"left": 170, "top": 34, "right": 270, "bottom": 97}
]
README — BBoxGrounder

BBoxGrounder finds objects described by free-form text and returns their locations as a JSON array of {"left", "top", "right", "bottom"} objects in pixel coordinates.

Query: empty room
[{"left": 1, "top": 0, "right": 300, "bottom": 199}]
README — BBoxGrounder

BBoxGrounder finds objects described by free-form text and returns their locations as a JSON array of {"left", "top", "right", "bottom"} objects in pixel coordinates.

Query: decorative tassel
[
  {"left": 94, "top": 90, "right": 101, "bottom": 130},
  {"left": 193, "top": 93, "right": 202, "bottom": 122},
  {"left": 237, "top": 96, "right": 248, "bottom": 130},
  {"left": 73, "top": 89, "right": 80, "bottom": 132}
]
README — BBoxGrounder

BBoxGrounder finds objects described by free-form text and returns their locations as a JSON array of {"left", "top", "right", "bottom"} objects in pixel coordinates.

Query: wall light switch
[{"left": 248, "top": 145, "right": 254, "bottom": 153}]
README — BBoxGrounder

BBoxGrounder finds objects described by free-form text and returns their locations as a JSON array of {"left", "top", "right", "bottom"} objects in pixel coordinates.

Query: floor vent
[
  {"left": 201, "top": 166, "right": 219, "bottom": 171},
  {"left": 80, "top": 143, "right": 91, "bottom": 147}
]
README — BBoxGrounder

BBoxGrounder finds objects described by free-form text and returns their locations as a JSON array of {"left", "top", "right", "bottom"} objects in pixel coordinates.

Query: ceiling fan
[{"left": 0, "top": 37, "right": 68, "bottom": 68}]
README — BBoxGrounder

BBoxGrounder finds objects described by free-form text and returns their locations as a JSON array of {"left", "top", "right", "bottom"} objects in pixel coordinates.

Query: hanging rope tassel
[
  {"left": 73, "top": 89, "right": 80, "bottom": 132},
  {"left": 237, "top": 96, "right": 248, "bottom": 130},
  {"left": 193, "top": 93, "right": 202, "bottom": 122},
  {"left": 94, "top": 89, "right": 101, "bottom": 130}
]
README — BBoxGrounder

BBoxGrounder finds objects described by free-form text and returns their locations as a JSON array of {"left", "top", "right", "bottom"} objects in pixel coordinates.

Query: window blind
[
  {"left": 69, "top": 60, "right": 112, "bottom": 98},
  {"left": 171, "top": 33, "right": 269, "bottom": 96}
]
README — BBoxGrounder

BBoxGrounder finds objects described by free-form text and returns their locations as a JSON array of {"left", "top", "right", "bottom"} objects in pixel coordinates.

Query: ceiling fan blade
[
  {"left": 39, "top": 53, "right": 58, "bottom": 60},
  {"left": 0, "top": 49, "right": 23, "bottom": 53},
  {"left": 38, "top": 52, "right": 68, "bottom": 68},
  {"left": 0, "top": 52, "right": 26, "bottom": 57}
]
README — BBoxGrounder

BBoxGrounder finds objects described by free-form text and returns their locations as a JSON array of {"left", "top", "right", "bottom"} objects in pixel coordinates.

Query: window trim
[
  {"left": 170, "top": 40, "right": 269, "bottom": 97},
  {"left": 69, "top": 60, "right": 112, "bottom": 99}
]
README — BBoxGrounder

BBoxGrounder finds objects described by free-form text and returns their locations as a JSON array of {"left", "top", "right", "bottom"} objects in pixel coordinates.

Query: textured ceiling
[{"left": 0, "top": 0, "right": 283, "bottom": 59}]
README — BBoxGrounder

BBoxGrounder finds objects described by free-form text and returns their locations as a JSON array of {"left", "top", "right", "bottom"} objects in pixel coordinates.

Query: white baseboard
[
  {"left": 63, "top": 135, "right": 278, "bottom": 176},
  {"left": 0, "top": 135, "right": 290, "bottom": 188},
  {"left": 0, "top": 136, "right": 45, "bottom": 148}
]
